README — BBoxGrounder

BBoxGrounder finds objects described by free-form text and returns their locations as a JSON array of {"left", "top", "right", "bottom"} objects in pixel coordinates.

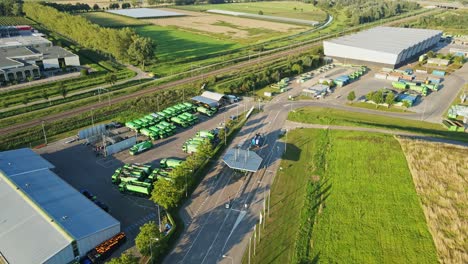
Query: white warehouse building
[
  {"left": 323, "top": 27, "right": 442, "bottom": 68},
  {"left": 0, "top": 148, "right": 120, "bottom": 264}
]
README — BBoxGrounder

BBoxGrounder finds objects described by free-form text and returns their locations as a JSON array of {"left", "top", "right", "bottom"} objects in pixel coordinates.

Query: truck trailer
[{"left": 87, "top": 232, "right": 126, "bottom": 263}]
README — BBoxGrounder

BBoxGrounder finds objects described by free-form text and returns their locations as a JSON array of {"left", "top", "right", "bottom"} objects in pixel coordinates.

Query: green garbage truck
[
  {"left": 129, "top": 141, "right": 153, "bottom": 155},
  {"left": 171, "top": 116, "right": 189, "bottom": 128},
  {"left": 197, "top": 106, "right": 216, "bottom": 117},
  {"left": 160, "top": 158, "right": 184, "bottom": 169},
  {"left": 182, "top": 143, "right": 200, "bottom": 154}
]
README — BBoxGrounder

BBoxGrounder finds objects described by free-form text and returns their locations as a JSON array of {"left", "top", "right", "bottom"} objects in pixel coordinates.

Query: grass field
[
  {"left": 288, "top": 107, "right": 468, "bottom": 142},
  {"left": 80, "top": 12, "right": 150, "bottom": 27},
  {"left": 0, "top": 16, "right": 35, "bottom": 26},
  {"left": 252, "top": 129, "right": 438, "bottom": 263},
  {"left": 347, "top": 102, "right": 411, "bottom": 113},
  {"left": 134, "top": 25, "right": 243, "bottom": 74},
  {"left": 398, "top": 139, "right": 468, "bottom": 264},
  {"left": 177, "top": 1, "right": 328, "bottom": 22}
]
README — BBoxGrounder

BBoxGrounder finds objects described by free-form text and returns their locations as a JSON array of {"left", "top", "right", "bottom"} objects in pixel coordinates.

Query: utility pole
[
  {"left": 157, "top": 95, "right": 160, "bottom": 112},
  {"left": 224, "top": 112, "right": 227, "bottom": 145},
  {"left": 41, "top": 121, "right": 47, "bottom": 145},
  {"left": 248, "top": 237, "right": 251, "bottom": 264},
  {"left": 268, "top": 190, "right": 271, "bottom": 217}
]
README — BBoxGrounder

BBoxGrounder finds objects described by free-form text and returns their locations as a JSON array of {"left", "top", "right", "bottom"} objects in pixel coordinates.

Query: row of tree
[
  {"left": 314, "top": 0, "right": 420, "bottom": 26},
  {"left": 226, "top": 54, "right": 322, "bottom": 94},
  {"left": 23, "top": 3, "right": 155, "bottom": 67},
  {"left": 0, "top": 0, "right": 22, "bottom": 16},
  {"left": 43, "top": 2, "right": 92, "bottom": 13}
]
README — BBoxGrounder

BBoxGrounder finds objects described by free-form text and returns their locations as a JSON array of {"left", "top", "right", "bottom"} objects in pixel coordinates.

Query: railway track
[{"left": 0, "top": 9, "right": 439, "bottom": 135}]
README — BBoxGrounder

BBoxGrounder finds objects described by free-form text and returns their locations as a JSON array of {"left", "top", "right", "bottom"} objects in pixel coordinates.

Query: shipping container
[
  {"left": 392, "top": 82, "right": 407, "bottom": 90},
  {"left": 374, "top": 73, "right": 388, "bottom": 80},
  {"left": 432, "top": 70, "right": 446, "bottom": 76}
]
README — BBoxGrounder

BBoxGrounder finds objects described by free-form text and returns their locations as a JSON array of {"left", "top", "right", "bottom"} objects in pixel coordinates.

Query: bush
[{"left": 80, "top": 68, "right": 89, "bottom": 76}]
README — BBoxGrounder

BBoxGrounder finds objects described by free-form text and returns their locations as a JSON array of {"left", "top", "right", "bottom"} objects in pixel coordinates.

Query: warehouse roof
[
  {"left": 0, "top": 148, "right": 120, "bottom": 263},
  {"left": 0, "top": 34, "right": 51, "bottom": 49},
  {"left": 325, "top": 27, "right": 442, "bottom": 54}
]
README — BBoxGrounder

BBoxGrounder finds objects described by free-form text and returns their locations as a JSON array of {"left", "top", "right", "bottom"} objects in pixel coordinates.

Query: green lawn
[
  {"left": 288, "top": 106, "right": 468, "bottom": 142},
  {"left": 347, "top": 102, "right": 411, "bottom": 113},
  {"left": 134, "top": 25, "right": 243, "bottom": 74},
  {"left": 80, "top": 12, "right": 150, "bottom": 27},
  {"left": 177, "top": 1, "right": 328, "bottom": 22},
  {"left": 252, "top": 129, "right": 438, "bottom": 263}
]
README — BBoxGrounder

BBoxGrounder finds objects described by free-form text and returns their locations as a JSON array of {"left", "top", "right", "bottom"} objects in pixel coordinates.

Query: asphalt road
[{"left": 163, "top": 63, "right": 467, "bottom": 264}]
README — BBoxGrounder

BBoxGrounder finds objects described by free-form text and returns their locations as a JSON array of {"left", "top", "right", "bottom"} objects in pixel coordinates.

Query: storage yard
[{"left": 33, "top": 98, "right": 248, "bottom": 256}]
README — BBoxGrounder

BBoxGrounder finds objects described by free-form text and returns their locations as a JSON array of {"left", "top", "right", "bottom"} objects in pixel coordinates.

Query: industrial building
[
  {"left": 0, "top": 27, "right": 80, "bottom": 83},
  {"left": 192, "top": 91, "right": 226, "bottom": 108},
  {"left": 0, "top": 148, "right": 120, "bottom": 264},
  {"left": 323, "top": 27, "right": 442, "bottom": 68}
]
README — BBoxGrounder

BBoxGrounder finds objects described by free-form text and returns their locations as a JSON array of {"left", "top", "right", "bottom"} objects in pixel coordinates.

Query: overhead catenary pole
[{"left": 157, "top": 204, "right": 162, "bottom": 232}]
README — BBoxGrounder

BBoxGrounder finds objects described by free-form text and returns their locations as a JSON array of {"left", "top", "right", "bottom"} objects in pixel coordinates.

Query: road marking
[
  {"left": 179, "top": 172, "right": 232, "bottom": 264},
  {"left": 200, "top": 209, "right": 235, "bottom": 264}
]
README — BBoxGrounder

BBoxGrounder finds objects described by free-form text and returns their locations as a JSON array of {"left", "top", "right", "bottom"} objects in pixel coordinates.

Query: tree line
[
  {"left": 313, "top": 0, "right": 420, "bottom": 26},
  {"left": 226, "top": 54, "right": 322, "bottom": 94},
  {"left": 43, "top": 2, "right": 92, "bottom": 13},
  {"left": 0, "top": 0, "right": 22, "bottom": 16},
  {"left": 23, "top": 3, "right": 154, "bottom": 67}
]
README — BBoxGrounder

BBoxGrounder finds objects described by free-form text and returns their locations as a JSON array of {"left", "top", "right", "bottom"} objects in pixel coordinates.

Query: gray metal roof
[
  {"left": 201, "top": 91, "right": 225, "bottom": 102},
  {"left": 0, "top": 150, "right": 71, "bottom": 264},
  {"left": 0, "top": 34, "right": 51, "bottom": 49},
  {"left": 191, "top": 95, "right": 219, "bottom": 107},
  {"left": 107, "top": 8, "right": 184, "bottom": 18},
  {"left": 0, "top": 148, "right": 120, "bottom": 263},
  {"left": 325, "top": 27, "right": 442, "bottom": 54},
  {"left": 223, "top": 149, "right": 263, "bottom": 172}
]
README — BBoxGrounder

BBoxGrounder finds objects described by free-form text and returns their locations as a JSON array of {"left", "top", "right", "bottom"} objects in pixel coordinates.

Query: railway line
[{"left": 0, "top": 8, "right": 439, "bottom": 136}]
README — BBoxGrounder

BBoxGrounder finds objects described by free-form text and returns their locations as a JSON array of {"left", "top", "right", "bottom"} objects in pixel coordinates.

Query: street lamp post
[
  {"left": 149, "top": 237, "right": 160, "bottom": 263},
  {"left": 185, "top": 169, "right": 193, "bottom": 197},
  {"left": 222, "top": 254, "right": 234, "bottom": 264},
  {"left": 41, "top": 120, "right": 47, "bottom": 145}
]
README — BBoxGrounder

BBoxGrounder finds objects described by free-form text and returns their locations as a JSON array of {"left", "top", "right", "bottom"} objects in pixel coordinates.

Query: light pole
[
  {"left": 157, "top": 204, "right": 162, "bottom": 232},
  {"left": 91, "top": 108, "right": 95, "bottom": 128},
  {"left": 223, "top": 111, "right": 227, "bottom": 146},
  {"left": 41, "top": 120, "right": 47, "bottom": 145},
  {"left": 149, "top": 237, "right": 160, "bottom": 263},
  {"left": 222, "top": 254, "right": 233, "bottom": 264},
  {"left": 185, "top": 169, "right": 193, "bottom": 197}
]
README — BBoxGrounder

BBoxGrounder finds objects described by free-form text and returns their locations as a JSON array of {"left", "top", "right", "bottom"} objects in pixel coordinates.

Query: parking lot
[{"left": 34, "top": 100, "right": 251, "bottom": 252}]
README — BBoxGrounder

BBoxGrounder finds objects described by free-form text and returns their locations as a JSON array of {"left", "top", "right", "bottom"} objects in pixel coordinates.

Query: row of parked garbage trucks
[
  {"left": 125, "top": 102, "right": 218, "bottom": 141},
  {"left": 182, "top": 130, "right": 218, "bottom": 154},
  {"left": 112, "top": 158, "right": 185, "bottom": 196}
]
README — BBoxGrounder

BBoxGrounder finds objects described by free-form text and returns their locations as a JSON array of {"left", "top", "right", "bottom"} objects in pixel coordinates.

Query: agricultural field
[
  {"left": 80, "top": 12, "right": 150, "bottom": 27},
  {"left": 0, "top": 16, "right": 35, "bottom": 26},
  {"left": 252, "top": 129, "right": 438, "bottom": 263},
  {"left": 176, "top": 1, "right": 328, "bottom": 22},
  {"left": 144, "top": 8, "right": 306, "bottom": 44},
  {"left": 288, "top": 107, "right": 468, "bottom": 143},
  {"left": 398, "top": 139, "right": 468, "bottom": 264}
]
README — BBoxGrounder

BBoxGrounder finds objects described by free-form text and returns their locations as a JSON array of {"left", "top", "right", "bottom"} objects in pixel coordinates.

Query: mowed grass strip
[
  {"left": 252, "top": 129, "right": 438, "bottom": 263},
  {"left": 177, "top": 1, "right": 328, "bottom": 22},
  {"left": 398, "top": 138, "right": 468, "bottom": 264},
  {"left": 288, "top": 107, "right": 468, "bottom": 143},
  {"left": 80, "top": 12, "right": 150, "bottom": 27},
  {"left": 252, "top": 129, "right": 322, "bottom": 264},
  {"left": 310, "top": 130, "right": 437, "bottom": 263}
]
